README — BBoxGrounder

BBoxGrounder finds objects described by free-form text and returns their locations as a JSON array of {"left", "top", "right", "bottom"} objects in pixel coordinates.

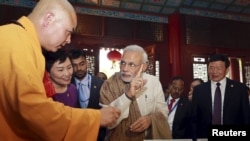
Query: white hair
[{"left": 123, "top": 45, "right": 148, "bottom": 63}]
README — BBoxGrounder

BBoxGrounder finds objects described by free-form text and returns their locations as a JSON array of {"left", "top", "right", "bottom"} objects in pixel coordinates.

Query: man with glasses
[{"left": 100, "top": 44, "right": 172, "bottom": 140}]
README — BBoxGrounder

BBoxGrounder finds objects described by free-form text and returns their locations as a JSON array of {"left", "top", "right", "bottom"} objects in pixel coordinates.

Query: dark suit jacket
[
  {"left": 168, "top": 96, "right": 192, "bottom": 139},
  {"left": 71, "top": 74, "right": 106, "bottom": 141},
  {"left": 71, "top": 74, "right": 104, "bottom": 109},
  {"left": 191, "top": 78, "right": 250, "bottom": 139}
]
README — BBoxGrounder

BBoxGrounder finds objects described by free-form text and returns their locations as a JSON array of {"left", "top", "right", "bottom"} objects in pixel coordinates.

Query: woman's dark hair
[{"left": 44, "top": 49, "right": 70, "bottom": 72}]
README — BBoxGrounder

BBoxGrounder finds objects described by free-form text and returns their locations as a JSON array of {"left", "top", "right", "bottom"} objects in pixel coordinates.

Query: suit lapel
[
  {"left": 90, "top": 76, "right": 97, "bottom": 96},
  {"left": 223, "top": 78, "right": 233, "bottom": 113},
  {"left": 174, "top": 98, "right": 184, "bottom": 119},
  {"left": 88, "top": 76, "right": 101, "bottom": 108},
  {"left": 88, "top": 76, "right": 94, "bottom": 105},
  {"left": 205, "top": 81, "right": 213, "bottom": 116}
]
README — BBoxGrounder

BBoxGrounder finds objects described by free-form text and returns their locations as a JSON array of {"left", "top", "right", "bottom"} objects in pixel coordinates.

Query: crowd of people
[{"left": 0, "top": 0, "right": 250, "bottom": 141}]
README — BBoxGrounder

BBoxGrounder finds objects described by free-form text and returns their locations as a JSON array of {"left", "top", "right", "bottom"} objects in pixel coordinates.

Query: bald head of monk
[{"left": 28, "top": 0, "right": 77, "bottom": 52}]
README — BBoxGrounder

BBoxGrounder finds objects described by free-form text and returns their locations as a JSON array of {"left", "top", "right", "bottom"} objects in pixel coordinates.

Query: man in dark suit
[
  {"left": 166, "top": 76, "right": 192, "bottom": 139},
  {"left": 69, "top": 49, "right": 106, "bottom": 141},
  {"left": 191, "top": 53, "right": 250, "bottom": 139}
]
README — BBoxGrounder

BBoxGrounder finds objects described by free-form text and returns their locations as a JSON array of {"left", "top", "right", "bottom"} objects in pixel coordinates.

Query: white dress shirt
[{"left": 166, "top": 95, "right": 180, "bottom": 132}]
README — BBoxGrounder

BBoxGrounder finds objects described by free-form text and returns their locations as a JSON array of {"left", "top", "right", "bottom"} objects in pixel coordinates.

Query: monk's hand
[
  {"left": 125, "top": 65, "right": 147, "bottom": 99},
  {"left": 100, "top": 106, "right": 121, "bottom": 127},
  {"left": 130, "top": 115, "right": 151, "bottom": 132}
]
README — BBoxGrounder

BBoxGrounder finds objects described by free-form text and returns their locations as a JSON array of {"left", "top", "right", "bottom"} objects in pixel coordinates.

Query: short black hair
[
  {"left": 171, "top": 76, "right": 184, "bottom": 83},
  {"left": 208, "top": 54, "right": 230, "bottom": 68},
  {"left": 68, "top": 48, "right": 86, "bottom": 60},
  {"left": 44, "top": 49, "right": 70, "bottom": 72}
]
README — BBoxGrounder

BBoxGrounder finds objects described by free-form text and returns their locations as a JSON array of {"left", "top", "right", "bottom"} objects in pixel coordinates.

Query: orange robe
[{"left": 0, "top": 16, "right": 100, "bottom": 141}]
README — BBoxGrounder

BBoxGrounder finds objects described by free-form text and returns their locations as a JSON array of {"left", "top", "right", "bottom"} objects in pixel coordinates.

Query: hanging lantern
[{"left": 107, "top": 50, "right": 122, "bottom": 69}]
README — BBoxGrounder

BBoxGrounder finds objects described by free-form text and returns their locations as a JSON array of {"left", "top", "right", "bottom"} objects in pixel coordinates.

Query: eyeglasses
[{"left": 120, "top": 61, "right": 141, "bottom": 69}]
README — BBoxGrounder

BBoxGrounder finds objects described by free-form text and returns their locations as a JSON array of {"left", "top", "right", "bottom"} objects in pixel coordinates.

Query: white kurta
[{"left": 106, "top": 73, "right": 168, "bottom": 128}]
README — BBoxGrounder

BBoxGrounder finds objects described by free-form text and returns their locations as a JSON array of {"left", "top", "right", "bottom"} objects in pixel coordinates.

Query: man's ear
[
  {"left": 142, "top": 63, "right": 148, "bottom": 72},
  {"left": 43, "top": 12, "right": 55, "bottom": 27},
  {"left": 226, "top": 67, "right": 230, "bottom": 74}
]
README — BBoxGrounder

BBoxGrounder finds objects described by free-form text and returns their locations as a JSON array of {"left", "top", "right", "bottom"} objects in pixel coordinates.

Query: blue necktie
[
  {"left": 213, "top": 82, "right": 221, "bottom": 125},
  {"left": 78, "top": 83, "right": 89, "bottom": 108}
]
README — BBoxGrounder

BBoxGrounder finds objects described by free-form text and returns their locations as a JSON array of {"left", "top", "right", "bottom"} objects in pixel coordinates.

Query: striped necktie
[{"left": 168, "top": 98, "right": 175, "bottom": 111}]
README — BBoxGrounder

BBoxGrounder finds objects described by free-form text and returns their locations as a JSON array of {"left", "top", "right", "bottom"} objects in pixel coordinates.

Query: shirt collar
[
  {"left": 168, "top": 95, "right": 180, "bottom": 102},
  {"left": 75, "top": 74, "right": 90, "bottom": 85},
  {"left": 211, "top": 77, "right": 226, "bottom": 86}
]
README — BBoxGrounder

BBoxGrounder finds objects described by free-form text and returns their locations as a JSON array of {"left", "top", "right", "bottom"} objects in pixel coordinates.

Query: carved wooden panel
[{"left": 144, "top": 44, "right": 157, "bottom": 76}]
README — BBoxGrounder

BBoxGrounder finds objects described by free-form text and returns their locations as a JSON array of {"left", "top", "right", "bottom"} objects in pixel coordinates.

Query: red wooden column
[
  {"left": 229, "top": 58, "right": 240, "bottom": 81},
  {"left": 168, "top": 13, "right": 181, "bottom": 77}
]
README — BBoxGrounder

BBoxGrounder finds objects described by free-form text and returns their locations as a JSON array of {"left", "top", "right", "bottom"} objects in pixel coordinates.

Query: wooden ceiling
[
  {"left": 1, "top": 0, "right": 250, "bottom": 23},
  {"left": 70, "top": 0, "right": 250, "bottom": 16}
]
